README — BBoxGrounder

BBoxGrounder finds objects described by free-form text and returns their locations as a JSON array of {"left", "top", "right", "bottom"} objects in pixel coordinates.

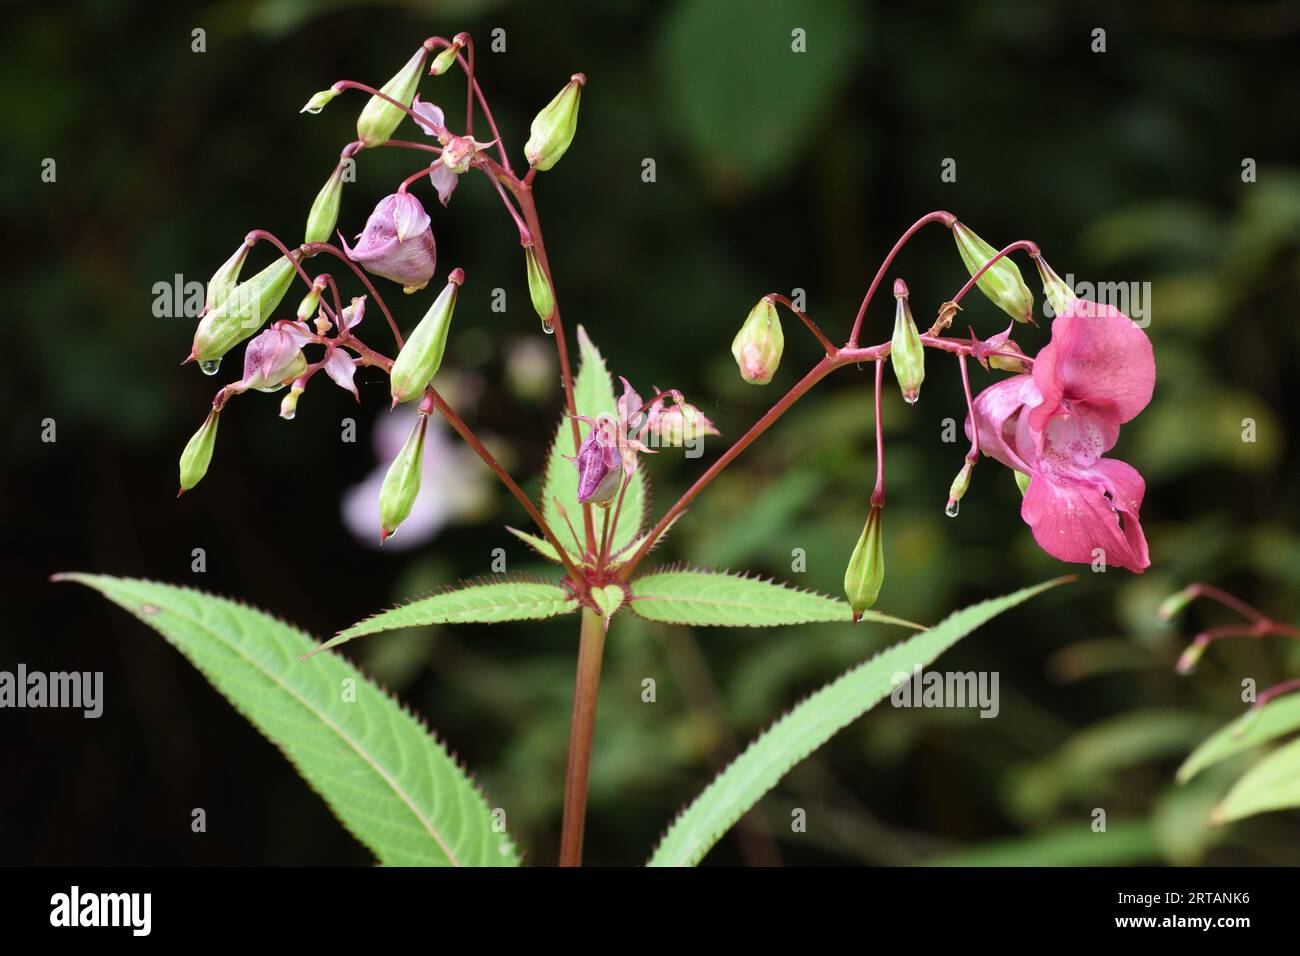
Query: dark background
[{"left": 3, "top": 0, "right": 1300, "bottom": 866}]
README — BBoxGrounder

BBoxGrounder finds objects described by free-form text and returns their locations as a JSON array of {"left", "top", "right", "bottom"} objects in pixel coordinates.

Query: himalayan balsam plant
[{"left": 58, "top": 31, "right": 1157, "bottom": 866}]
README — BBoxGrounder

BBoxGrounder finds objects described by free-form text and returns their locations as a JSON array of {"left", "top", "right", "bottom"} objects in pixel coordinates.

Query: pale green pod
[
  {"left": 192, "top": 255, "right": 299, "bottom": 362},
  {"left": 524, "top": 74, "right": 585, "bottom": 171},
  {"left": 1035, "top": 254, "right": 1076, "bottom": 318},
  {"left": 178, "top": 409, "right": 220, "bottom": 494},
  {"left": 390, "top": 275, "right": 461, "bottom": 404},
  {"left": 889, "top": 282, "right": 925, "bottom": 403},
  {"left": 953, "top": 222, "right": 1034, "bottom": 323},
  {"left": 844, "top": 506, "right": 885, "bottom": 619},
  {"left": 305, "top": 162, "right": 346, "bottom": 244},
  {"left": 730, "top": 296, "right": 784, "bottom": 385},
  {"left": 524, "top": 246, "right": 554, "bottom": 327},
  {"left": 356, "top": 47, "right": 428, "bottom": 147},
  {"left": 205, "top": 242, "right": 250, "bottom": 313},
  {"left": 379, "top": 414, "right": 428, "bottom": 540},
  {"left": 429, "top": 43, "right": 461, "bottom": 76}
]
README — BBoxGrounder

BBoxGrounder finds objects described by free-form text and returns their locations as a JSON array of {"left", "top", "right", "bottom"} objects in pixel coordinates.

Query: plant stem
[
  {"left": 847, "top": 210, "right": 955, "bottom": 347},
  {"left": 559, "top": 607, "right": 607, "bottom": 866}
]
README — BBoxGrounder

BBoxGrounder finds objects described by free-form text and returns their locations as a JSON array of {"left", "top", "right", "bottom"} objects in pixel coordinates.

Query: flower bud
[
  {"left": 191, "top": 254, "right": 299, "bottom": 363},
  {"left": 525, "top": 245, "right": 555, "bottom": 330},
  {"left": 341, "top": 192, "right": 437, "bottom": 293},
  {"left": 1176, "top": 638, "right": 1208, "bottom": 675},
  {"left": 428, "top": 40, "right": 463, "bottom": 77},
  {"left": 844, "top": 506, "right": 885, "bottom": 621},
  {"left": 390, "top": 269, "right": 463, "bottom": 405},
  {"left": 731, "top": 296, "right": 784, "bottom": 385},
  {"left": 889, "top": 279, "right": 925, "bottom": 404},
  {"left": 239, "top": 326, "right": 309, "bottom": 392},
  {"left": 1035, "top": 254, "right": 1076, "bottom": 318},
  {"left": 206, "top": 242, "right": 252, "bottom": 315},
  {"left": 570, "top": 414, "right": 623, "bottom": 507},
  {"left": 524, "top": 74, "right": 585, "bottom": 172},
  {"left": 300, "top": 88, "right": 340, "bottom": 115},
  {"left": 946, "top": 461, "right": 972, "bottom": 517},
  {"left": 356, "top": 47, "right": 428, "bottom": 147},
  {"left": 987, "top": 339, "right": 1031, "bottom": 374},
  {"left": 280, "top": 381, "right": 305, "bottom": 421},
  {"left": 305, "top": 162, "right": 346, "bottom": 244},
  {"left": 952, "top": 221, "right": 1034, "bottom": 324},
  {"left": 1157, "top": 586, "right": 1197, "bottom": 623},
  {"left": 178, "top": 409, "right": 220, "bottom": 496},
  {"left": 379, "top": 414, "right": 428, "bottom": 541},
  {"left": 296, "top": 277, "right": 326, "bottom": 323}
]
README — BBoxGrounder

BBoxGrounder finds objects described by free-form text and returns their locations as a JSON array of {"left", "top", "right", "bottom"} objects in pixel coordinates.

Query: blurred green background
[{"left": 4, "top": 0, "right": 1300, "bottom": 865}]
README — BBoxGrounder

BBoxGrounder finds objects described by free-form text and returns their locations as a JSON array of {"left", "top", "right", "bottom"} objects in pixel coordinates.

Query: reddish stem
[
  {"left": 769, "top": 294, "right": 836, "bottom": 355},
  {"left": 847, "top": 210, "right": 956, "bottom": 347}
]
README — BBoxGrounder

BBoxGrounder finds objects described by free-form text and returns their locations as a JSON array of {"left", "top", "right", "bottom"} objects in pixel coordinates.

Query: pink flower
[
  {"left": 966, "top": 299, "right": 1155, "bottom": 573},
  {"left": 341, "top": 192, "right": 437, "bottom": 293},
  {"left": 571, "top": 414, "right": 626, "bottom": 506},
  {"left": 238, "top": 323, "right": 311, "bottom": 392},
  {"left": 411, "top": 95, "right": 495, "bottom": 207}
]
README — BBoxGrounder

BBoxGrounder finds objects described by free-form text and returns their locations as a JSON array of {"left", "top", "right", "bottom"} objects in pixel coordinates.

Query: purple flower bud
[
  {"left": 570, "top": 414, "right": 624, "bottom": 507},
  {"left": 341, "top": 192, "right": 437, "bottom": 293},
  {"left": 239, "top": 324, "right": 310, "bottom": 392}
]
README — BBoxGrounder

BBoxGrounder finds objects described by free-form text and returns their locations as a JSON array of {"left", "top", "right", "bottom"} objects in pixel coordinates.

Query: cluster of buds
[{"left": 726, "top": 215, "right": 1155, "bottom": 615}]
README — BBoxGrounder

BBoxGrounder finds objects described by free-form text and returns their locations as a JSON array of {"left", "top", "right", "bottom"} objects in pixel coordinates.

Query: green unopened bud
[
  {"left": 390, "top": 268, "right": 463, "bottom": 405},
  {"left": 524, "top": 73, "right": 585, "bottom": 172},
  {"left": 844, "top": 506, "right": 885, "bottom": 621},
  {"left": 379, "top": 414, "right": 428, "bottom": 541},
  {"left": 889, "top": 279, "right": 925, "bottom": 403},
  {"left": 1176, "top": 638, "right": 1208, "bottom": 675},
  {"left": 953, "top": 221, "right": 1034, "bottom": 324},
  {"left": 429, "top": 40, "right": 463, "bottom": 76},
  {"left": 1014, "top": 470, "right": 1032, "bottom": 496},
  {"left": 300, "top": 88, "right": 340, "bottom": 115},
  {"left": 305, "top": 162, "right": 346, "bottom": 244},
  {"left": 524, "top": 245, "right": 554, "bottom": 330},
  {"left": 1035, "top": 254, "right": 1076, "bottom": 318},
  {"left": 731, "top": 296, "right": 784, "bottom": 385},
  {"left": 205, "top": 242, "right": 251, "bottom": 313},
  {"left": 988, "top": 340, "right": 1031, "bottom": 373},
  {"left": 178, "top": 409, "right": 220, "bottom": 496},
  {"left": 946, "top": 461, "right": 973, "bottom": 517},
  {"left": 1157, "top": 586, "right": 1198, "bottom": 623},
  {"left": 356, "top": 47, "right": 428, "bottom": 147},
  {"left": 296, "top": 277, "right": 326, "bottom": 323},
  {"left": 191, "top": 254, "right": 299, "bottom": 363}
]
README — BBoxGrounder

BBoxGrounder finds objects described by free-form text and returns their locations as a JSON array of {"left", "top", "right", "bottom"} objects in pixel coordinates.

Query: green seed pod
[
  {"left": 953, "top": 221, "right": 1034, "bottom": 324},
  {"left": 1156, "top": 586, "right": 1197, "bottom": 623},
  {"left": 305, "top": 162, "right": 346, "bottom": 244},
  {"left": 390, "top": 269, "right": 462, "bottom": 405},
  {"left": 300, "top": 88, "right": 340, "bottom": 115},
  {"left": 379, "top": 414, "right": 428, "bottom": 541},
  {"left": 731, "top": 296, "right": 784, "bottom": 385},
  {"left": 889, "top": 279, "right": 925, "bottom": 403},
  {"left": 205, "top": 242, "right": 251, "bottom": 313},
  {"left": 946, "top": 461, "right": 973, "bottom": 517},
  {"left": 524, "top": 74, "right": 585, "bottom": 172},
  {"left": 356, "top": 47, "right": 428, "bottom": 147},
  {"left": 296, "top": 277, "right": 326, "bottom": 324},
  {"left": 524, "top": 245, "right": 555, "bottom": 329},
  {"left": 178, "top": 409, "right": 220, "bottom": 495},
  {"left": 192, "top": 255, "right": 299, "bottom": 363},
  {"left": 1035, "top": 254, "right": 1076, "bottom": 318},
  {"left": 844, "top": 506, "right": 885, "bottom": 621}
]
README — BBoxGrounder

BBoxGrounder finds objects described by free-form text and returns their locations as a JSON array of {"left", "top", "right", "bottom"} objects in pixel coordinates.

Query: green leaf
[
  {"left": 505, "top": 525, "right": 564, "bottom": 564},
  {"left": 629, "top": 565, "right": 920, "bottom": 629},
  {"left": 1178, "top": 694, "right": 1300, "bottom": 783},
  {"left": 540, "top": 326, "right": 647, "bottom": 559},
  {"left": 57, "top": 573, "right": 517, "bottom": 867},
  {"left": 323, "top": 577, "right": 578, "bottom": 653},
  {"left": 1212, "top": 737, "right": 1300, "bottom": 824},
  {"left": 924, "top": 820, "right": 1160, "bottom": 867},
  {"left": 646, "top": 577, "right": 1071, "bottom": 866},
  {"left": 590, "top": 584, "right": 626, "bottom": 626}
]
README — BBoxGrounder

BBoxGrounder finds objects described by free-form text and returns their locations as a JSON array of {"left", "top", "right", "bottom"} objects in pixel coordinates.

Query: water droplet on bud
[
  {"left": 944, "top": 500, "right": 960, "bottom": 518},
  {"left": 541, "top": 318, "right": 555, "bottom": 335},
  {"left": 198, "top": 359, "right": 222, "bottom": 376}
]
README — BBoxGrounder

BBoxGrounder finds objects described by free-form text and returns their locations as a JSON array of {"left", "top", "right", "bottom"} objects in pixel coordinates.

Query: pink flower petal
[
  {"left": 412, "top": 95, "right": 446, "bottom": 138},
  {"left": 324, "top": 348, "right": 358, "bottom": 399},
  {"left": 428, "top": 162, "right": 459, "bottom": 207},
  {"left": 1020, "top": 467, "right": 1150, "bottom": 573}
]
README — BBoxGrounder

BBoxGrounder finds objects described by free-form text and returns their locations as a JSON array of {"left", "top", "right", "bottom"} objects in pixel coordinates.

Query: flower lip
[{"left": 341, "top": 192, "right": 437, "bottom": 292}]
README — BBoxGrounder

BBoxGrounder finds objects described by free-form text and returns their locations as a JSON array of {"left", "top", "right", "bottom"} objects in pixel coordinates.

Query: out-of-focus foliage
[{"left": 6, "top": 0, "right": 1300, "bottom": 865}]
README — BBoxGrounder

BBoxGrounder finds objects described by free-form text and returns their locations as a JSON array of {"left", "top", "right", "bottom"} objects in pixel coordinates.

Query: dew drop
[
  {"left": 198, "top": 358, "right": 221, "bottom": 376},
  {"left": 541, "top": 317, "right": 555, "bottom": 335},
  {"left": 281, "top": 409, "right": 296, "bottom": 422},
  {"left": 944, "top": 500, "right": 960, "bottom": 518}
]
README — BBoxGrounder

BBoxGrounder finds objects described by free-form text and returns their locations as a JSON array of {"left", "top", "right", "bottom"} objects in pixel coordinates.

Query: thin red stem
[
  {"left": 769, "top": 294, "right": 835, "bottom": 355},
  {"left": 949, "top": 240, "right": 1041, "bottom": 307},
  {"left": 847, "top": 210, "right": 956, "bottom": 347},
  {"left": 871, "top": 359, "right": 885, "bottom": 506}
]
